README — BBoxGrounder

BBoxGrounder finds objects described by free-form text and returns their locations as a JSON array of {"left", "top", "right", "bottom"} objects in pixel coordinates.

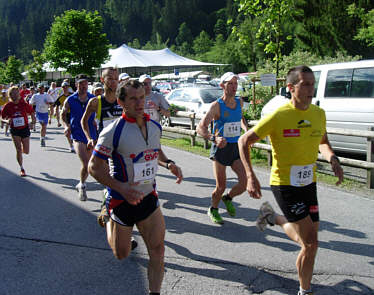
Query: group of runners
[{"left": 0, "top": 66, "right": 344, "bottom": 295}]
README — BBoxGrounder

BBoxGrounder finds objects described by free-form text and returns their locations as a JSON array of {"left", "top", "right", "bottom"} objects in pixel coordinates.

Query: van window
[
  {"left": 325, "top": 69, "right": 353, "bottom": 97},
  {"left": 313, "top": 71, "right": 321, "bottom": 97},
  {"left": 351, "top": 67, "right": 374, "bottom": 98}
]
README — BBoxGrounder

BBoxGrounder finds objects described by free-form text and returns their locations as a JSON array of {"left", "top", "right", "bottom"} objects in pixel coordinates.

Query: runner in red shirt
[{"left": 1, "top": 86, "right": 36, "bottom": 176}]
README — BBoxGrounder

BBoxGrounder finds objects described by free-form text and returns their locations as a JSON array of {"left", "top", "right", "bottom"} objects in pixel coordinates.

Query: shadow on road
[{"left": 0, "top": 165, "right": 147, "bottom": 295}]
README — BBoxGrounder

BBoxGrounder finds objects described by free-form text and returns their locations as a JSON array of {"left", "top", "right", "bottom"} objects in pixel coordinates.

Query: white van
[{"left": 261, "top": 60, "right": 374, "bottom": 155}]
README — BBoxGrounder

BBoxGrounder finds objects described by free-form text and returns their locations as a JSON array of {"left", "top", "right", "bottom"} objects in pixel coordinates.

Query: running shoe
[
  {"left": 207, "top": 207, "right": 224, "bottom": 224},
  {"left": 5, "top": 131, "right": 9, "bottom": 136},
  {"left": 40, "top": 139, "right": 46, "bottom": 147},
  {"left": 131, "top": 237, "right": 138, "bottom": 250},
  {"left": 222, "top": 194, "right": 236, "bottom": 217},
  {"left": 97, "top": 205, "right": 109, "bottom": 228},
  {"left": 76, "top": 183, "right": 87, "bottom": 201},
  {"left": 57, "top": 123, "right": 62, "bottom": 127},
  {"left": 256, "top": 201, "right": 276, "bottom": 231},
  {"left": 70, "top": 146, "right": 75, "bottom": 153},
  {"left": 20, "top": 169, "right": 26, "bottom": 177},
  {"left": 298, "top": 291, "right": 313, "bottom": 295}
]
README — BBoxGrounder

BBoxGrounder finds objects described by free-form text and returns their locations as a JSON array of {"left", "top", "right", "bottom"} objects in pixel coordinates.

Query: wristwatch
[
  {"left": 209, "top": 135, "right": 215, "bottom": 142},
  {"left": 166, "top": 159, "right": 175, "bottom": 170}
]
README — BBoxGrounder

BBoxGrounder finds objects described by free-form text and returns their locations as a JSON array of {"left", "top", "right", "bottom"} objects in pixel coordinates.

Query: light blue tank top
[{"left": 213, "top": 97, "right": 242, "bottom": 143}]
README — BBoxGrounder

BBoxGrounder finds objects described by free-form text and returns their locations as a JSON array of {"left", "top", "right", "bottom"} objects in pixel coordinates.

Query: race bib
[
  {"left": 145, "top": 108, "right": 159, "bottom": 121},
  {"left": 223, "top": 122, "right": 241, "bottom": 137},
  {"left": 12, "top": 117, "right": 25, "bottom": 127},
  {"left": 290, "top": 164, "right": 314, "bottom": 187},
  {"left": 133, "top": 159, "right": 158, "bottom": 184}
]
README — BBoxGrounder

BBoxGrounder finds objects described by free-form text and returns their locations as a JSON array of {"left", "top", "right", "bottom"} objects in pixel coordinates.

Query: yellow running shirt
[{"left": 253, "top": 102, "right": 326, "bottom": 186}]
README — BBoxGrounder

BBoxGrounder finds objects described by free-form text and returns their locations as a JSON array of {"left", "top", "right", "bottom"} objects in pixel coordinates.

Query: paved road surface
[{"left": 0, "top": 124, "right": 373, "bottom": 295}]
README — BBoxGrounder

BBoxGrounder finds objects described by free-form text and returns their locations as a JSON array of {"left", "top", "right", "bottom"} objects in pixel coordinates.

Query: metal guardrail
[{"left": 162, "top": 113, "right": 374, "bottom": 189}]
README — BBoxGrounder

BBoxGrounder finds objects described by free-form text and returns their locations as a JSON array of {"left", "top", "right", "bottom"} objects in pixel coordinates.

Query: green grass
[{"left": 161, "top": 135, "right": 369, "bottom": 193}]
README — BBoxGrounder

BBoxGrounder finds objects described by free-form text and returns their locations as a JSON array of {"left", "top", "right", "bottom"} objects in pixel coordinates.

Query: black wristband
[
  {"left": 330, "top": 155, "right": 340, "bottom": 164},
  {"left": 166, "top": 159, "right": 175, "bottom": 170}
]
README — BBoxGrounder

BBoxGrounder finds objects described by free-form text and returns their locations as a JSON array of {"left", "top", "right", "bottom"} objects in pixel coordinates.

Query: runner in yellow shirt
[{"left": 238, "top": 65, "right": 344, "bottom": 295}]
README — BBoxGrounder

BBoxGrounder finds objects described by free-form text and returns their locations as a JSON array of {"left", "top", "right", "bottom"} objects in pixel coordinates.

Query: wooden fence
[{"left": 162, "top": 112, "right": 374, "bottom": 189}]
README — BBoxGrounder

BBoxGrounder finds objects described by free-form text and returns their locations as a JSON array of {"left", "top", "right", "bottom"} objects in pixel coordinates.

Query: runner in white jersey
[
  {"left": 139, "top": 74, "right": 170, "bottom": 122},
  {"left": 29, "top": 84, "right": 54, "bottom": 146},
  {"left": 88, "top": 80, "right": 183, "bottom": 295}
]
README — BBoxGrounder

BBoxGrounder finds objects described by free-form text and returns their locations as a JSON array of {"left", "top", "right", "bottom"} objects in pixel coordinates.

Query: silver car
[{"left": 161, "top": 87, "right": 223, "bottom": 127}]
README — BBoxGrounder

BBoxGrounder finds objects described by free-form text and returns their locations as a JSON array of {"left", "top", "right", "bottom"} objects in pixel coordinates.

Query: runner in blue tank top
[
  {"left": 88, "top": 80, "right": 183, "bottom": 295},
  {"left": 197, "top": 72, "right": 249, "bottom": 224},
  {"left": 61, "top": 74, "right": 97, "bottom": 202}
]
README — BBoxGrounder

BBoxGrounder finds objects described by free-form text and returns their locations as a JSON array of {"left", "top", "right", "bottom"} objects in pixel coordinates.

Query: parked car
[
  {"left": 261, "top": 60, "right": 374, "bottom": 155},
  {"left": 161, "top": 87, "right": 223, "bottom": 127},
  {"left": 154, "top": 81, "right": 179, "bottom": 95}
]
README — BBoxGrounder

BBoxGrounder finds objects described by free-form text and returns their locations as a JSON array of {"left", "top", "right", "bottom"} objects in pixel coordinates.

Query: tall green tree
[
  {"left": 348, "top": 3, "right": 374, "bottom": 47},
  {"left": 25, "top": 50, "right": 47, "bottom": 82},
  {"left": 43, "top": 9, "right": 110, "bottom": 76},
  {"left": 233, "top": 0, "right": 295, "bottom": 76},
  {"left": 193, "top": 31, "right": 213, "bottom": 56},
  {"left": 3, "top": 56, "right": 23, "bottom": 84}
]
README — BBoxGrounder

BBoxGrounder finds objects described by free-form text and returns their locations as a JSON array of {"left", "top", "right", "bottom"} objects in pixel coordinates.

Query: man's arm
[
  {"left": 240, "top": 98, "right": 249, "bottom": 132},
  {"left": 159, "top": 95, "right": 171, "bottom": 117},
  {"left": 158, "top": 148, "right": 183, "bottom": 184},
  {"left": 196, "top": 101, "right": 228, "bottom": 148},
  {"left": 81, "top": 97, "right": 98, "bottom": 149},
  {"left": 238, "top": 129, "right": 262, "bottom": 199},
  {"left": 88, "top": 155, "right": 144, "bottom": 205},
  {"left": 319, "top": 133, "right": 344, "bottom": 185}
]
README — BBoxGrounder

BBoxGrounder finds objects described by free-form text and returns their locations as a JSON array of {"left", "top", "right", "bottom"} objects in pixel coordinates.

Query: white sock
[{"left": 299, "top": 287, "right": 312, "bottom": 294}]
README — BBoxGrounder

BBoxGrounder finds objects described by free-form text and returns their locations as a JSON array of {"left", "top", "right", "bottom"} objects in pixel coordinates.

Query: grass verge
[{"left": 161, "top": 135, "right": 370, "bottom": 194}]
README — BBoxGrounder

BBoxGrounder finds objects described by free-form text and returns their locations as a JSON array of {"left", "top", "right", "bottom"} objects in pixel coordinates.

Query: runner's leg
[{"left": 137, "top": 207, "right": 165, "bottom": 293}]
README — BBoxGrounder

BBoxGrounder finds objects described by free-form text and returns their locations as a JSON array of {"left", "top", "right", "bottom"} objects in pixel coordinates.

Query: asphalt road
[{"left": 0, "top": 123, "right": 373, "bottom": 295}]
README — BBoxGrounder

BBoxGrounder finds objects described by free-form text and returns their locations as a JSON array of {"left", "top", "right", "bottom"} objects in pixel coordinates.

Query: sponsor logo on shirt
[
  {"left": 223, "top": 110, "right": 230, "bottom": 118},
  {"left": 283, "top": 129, "right": 300, "bottom": 137},
  {"left": 144, "top": 150, "right": 159, "bottom": 161},
  {"left": 310, "top": 129, "right": 323, "bottom": 137},
  {"left": 297, "top": 119, "right": 312, "bottom": 128}
]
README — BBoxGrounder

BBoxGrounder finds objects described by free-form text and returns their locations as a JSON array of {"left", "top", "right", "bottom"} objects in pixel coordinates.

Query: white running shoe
[
  {"left": 256, "top": 201, "right": 276, "bottom": 231},
  {"left": 76, "top": 183, "right": 87, "bottom": 201}
]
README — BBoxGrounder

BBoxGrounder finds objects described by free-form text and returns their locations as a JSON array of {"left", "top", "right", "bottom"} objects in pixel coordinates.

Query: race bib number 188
[{"left": 290, "top": 164, "right": 314, "bottom": 187}]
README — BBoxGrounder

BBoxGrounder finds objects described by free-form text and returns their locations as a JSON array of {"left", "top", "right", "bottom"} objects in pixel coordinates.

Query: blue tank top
[
  {"left": 68, "top": 92, "right": 97, "bottom": 143},
  {"left": 213, "top": 97, "right": 242, "bottom": 143}
]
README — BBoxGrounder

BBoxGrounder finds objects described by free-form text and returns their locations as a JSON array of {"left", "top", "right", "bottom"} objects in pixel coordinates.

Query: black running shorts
[
  {"left": 108, "top": 192, "right": 159, "bottom": 227},
  {"left": 271, "top": 182, "right": 319, "bottom": 223},
  {"left": 210, "top": 142, "right": 240, "bottom": 166},
  {"left": 10, "top": 126, "right": 31, "bottom": 138}
]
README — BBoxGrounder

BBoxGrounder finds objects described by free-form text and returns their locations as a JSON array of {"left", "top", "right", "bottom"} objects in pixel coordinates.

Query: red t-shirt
[
  {"left": 19, "top": 89, "right": 31, "bottom": 100},
  {"left": 1, "top": 100, "right": 34, "bottom": 129}
]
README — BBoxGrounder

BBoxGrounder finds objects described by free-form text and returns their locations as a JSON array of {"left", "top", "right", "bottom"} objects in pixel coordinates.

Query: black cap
[{"left": 75, "top": 74, "right": 89, "bottom": 83}]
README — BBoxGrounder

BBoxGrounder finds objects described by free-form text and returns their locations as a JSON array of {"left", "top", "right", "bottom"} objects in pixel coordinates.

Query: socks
[
  {"left": 299, "top": 287, "right": 312, "bottom": 294},
  {"left": 222, "top": 194, "right": 232, "bottom": 201}
]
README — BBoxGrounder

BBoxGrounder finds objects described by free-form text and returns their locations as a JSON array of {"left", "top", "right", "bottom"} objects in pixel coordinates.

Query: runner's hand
[
  {"left": 216, "top": 136, "right": 227, "bottom": 148},
  {"left": 331, "top": 158, "right": 344, "bottom": 185},
  {"left": 119, "top": 182, "right": 144, "bottom": 205},
  {"left": 87, "top": 139, "right": 96, "bottom": 150},
  {"left": 169, "top": 163, "right": 183, "bottom": 184},
  {"left": 246, "top": 174, "right": 262, "bottom": 199}
]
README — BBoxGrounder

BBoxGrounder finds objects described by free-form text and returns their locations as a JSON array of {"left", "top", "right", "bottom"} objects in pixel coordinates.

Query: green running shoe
[
  {"left": 222, "top": 194, "right": 236, "bottom": 217},
  {"left": 208, "top": 208, "right": 224, "bottom": 224}
]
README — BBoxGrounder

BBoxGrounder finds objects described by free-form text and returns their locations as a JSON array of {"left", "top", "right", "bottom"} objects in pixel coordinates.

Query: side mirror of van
[{"left": 280, "top": 87, "right": 291, "bottom": 99}]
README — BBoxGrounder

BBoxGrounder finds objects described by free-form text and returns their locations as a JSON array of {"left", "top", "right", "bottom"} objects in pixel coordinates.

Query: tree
[
  {"left": 193, "top": 31, "right": 213, "bottom": 56},
  {"left": 3, "top": 56, "right": 23, "bottom": 84},
  {"left": 233, "top": 0, "right": 295, "bottom": 76},
  {"left": 25, "top": 50, "right": 47, "bottom": 82},
  {"left": 43, "top": 9, "right": 110, "bottom": 76},
  {"left": 348, "top": 4, "right": 374, "bottom": 47}
]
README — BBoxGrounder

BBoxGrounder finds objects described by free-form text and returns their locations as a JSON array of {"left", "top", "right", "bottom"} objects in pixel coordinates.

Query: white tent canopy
[
  {"left": 152, "top": 70, "right": 209, "bottom": 80},
  {"left": 101, "top": 44, "right": 224, "bottom": 70}
]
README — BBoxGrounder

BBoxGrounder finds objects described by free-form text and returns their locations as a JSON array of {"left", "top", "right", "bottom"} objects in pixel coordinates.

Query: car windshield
[{"left": 199, "top": 88, "right": 222, "bottom": 103}]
